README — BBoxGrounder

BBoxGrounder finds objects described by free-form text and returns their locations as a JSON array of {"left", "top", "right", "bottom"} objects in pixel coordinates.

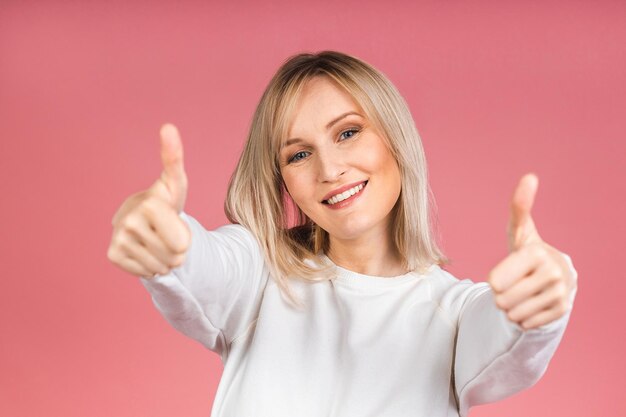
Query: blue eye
[
  {"left": 340, "top": 128, "right": 360, "bottom": 140},
  {"left": 288, "top": 150, "right": 310, "bottom": 163}
]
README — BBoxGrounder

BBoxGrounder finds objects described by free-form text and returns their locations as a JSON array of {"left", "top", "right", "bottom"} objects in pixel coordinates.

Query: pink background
[{"left": 1, "top": 1, "right": 624, "bottom": 416}]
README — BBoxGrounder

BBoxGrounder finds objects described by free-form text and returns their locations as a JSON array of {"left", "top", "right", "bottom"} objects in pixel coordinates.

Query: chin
[{"left": 325, "top": 219, "right": 379, "bottom": 241}]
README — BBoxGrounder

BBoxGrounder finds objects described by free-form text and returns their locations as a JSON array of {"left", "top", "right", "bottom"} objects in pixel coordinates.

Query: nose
[{"left": 316, "top": 149, "right": 347, "bottom": 183}]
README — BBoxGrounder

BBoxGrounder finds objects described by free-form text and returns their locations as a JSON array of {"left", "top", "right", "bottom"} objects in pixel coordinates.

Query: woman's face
[{"left": 279, "top": 76, "right": 402, "bottom": 243}]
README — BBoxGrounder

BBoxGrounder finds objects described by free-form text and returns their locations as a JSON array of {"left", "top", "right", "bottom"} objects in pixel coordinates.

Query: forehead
[{"left": 285, "top": 76, "right": 363, "bottom": 140}]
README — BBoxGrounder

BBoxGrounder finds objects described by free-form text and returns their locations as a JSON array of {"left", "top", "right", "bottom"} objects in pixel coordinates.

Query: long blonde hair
[{"left": 224, "top": 50, "right": 448, "bottom": 307}]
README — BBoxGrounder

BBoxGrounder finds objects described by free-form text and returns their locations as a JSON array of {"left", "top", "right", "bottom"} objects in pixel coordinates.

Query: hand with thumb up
[
  {"left": 107, "top": 124, "right": 192, "bottom": 279},
  {"left": 487, "top": 173, "right": 578, "bottom": 330}
]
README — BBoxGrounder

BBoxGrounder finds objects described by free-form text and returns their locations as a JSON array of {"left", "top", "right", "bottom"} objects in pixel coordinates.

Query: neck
[{"left": 325, "top": 224, "right": 407, "bottom": 277}]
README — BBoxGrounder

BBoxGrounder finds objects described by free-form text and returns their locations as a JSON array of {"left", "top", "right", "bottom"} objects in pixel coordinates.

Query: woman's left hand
[{"left": 488, "top": 173, "right": 578, "bottom": 330}]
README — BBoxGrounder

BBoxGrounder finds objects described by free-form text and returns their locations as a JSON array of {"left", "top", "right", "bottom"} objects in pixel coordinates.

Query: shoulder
[{"left": 424, "top": 265, "right": 492, "bottom": 317}]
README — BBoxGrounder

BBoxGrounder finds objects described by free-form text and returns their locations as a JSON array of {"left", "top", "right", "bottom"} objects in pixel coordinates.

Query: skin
[
  {"left": 107, "top": 124, "right": 191, "bottom": 278},
  {"left": 488, "top": 173, "right": 578, "bottom": 329},
  {"left": 278, "top": 76, "right": 406, "bottom": 277},
  {"left": 108, "top": 82, "right": 577, "bottom": 331}
]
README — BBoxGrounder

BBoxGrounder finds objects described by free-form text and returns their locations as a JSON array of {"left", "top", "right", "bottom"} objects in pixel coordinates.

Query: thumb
[
  {"left": 153, "top": 123, "right": 188, "bottom": 213},
  {"left": 508, "top": 173, "right": 542, "bottom": 251}
]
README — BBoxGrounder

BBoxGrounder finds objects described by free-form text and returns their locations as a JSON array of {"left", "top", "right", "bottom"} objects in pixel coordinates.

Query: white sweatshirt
[{"left": 140, "top": 212, "right": 577, "bottom": 417}]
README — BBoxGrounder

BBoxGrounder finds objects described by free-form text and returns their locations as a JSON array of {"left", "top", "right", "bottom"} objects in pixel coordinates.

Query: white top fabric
[{"left": 140, "top": 212, "right": 578, "bottom": 417}]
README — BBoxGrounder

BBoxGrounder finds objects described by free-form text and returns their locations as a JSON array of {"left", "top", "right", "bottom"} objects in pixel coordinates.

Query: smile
[{"left": 322, "top": 181, "right": 368, "bottom": 206}]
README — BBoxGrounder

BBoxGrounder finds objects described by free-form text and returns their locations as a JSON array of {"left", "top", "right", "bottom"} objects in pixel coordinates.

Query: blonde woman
[{"left": 107, "top": 51, "right": 578, "bottom": 416}]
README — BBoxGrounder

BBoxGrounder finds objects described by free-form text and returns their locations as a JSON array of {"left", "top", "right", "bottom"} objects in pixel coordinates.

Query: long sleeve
[
  {"left": 139, "top": 212, "right": 269, "bottom": 360},
  {"left": 453, "top": 253, "right": 578, "bottom": 416}
]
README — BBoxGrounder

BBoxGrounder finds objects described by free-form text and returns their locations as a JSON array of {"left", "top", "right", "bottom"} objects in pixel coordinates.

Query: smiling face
[{"left": 279, "top": 76, "right": 402, "bottom": 245}]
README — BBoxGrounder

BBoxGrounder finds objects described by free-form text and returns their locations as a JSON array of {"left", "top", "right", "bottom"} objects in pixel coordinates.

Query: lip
[{"left": 321, "top": 180, "right": 368, "bottom": 203}]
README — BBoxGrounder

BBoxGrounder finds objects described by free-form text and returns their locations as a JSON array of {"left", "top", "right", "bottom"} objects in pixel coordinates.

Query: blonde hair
[{"left": 224, "top": 50, "right": 448, "bottom": 307}]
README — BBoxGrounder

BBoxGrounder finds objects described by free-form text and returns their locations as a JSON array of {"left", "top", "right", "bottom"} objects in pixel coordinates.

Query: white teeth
[{"left": 326, "top": 183, "right": 365, "bottom": 205}]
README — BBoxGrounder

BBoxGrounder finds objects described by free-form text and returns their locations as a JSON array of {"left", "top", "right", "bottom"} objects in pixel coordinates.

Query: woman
[{"left": 107, "top": 51, "right": 578, "bottom": 416}]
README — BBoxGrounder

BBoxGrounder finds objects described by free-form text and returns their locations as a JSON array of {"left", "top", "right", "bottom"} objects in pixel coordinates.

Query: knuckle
[
  {"left": 139, "top": 196, "right": 160, "bottom": 216},
  {"left": 116, "top": 234, "right": 132, "bottom": 252},
  {"left": 554, "top": 283, "right": 567, "bottom": 299},
  {"left": 529, "top": 243, "right": 548, "bottom": 259},
  {"left": 169, "top": 253, "right": 186, "bottom": 268},
  {"left": 170, "top": 240, "right": 185, "bottom": 254},
  {"left": 110, "top": 233, "right": 123, "bottom": 249},
  {"left": 122, "top": 215, "right": 141, "bottom": 234},
  {"left": 172, "top": 228, "right": 191, "bottom": 254},
  {"left": 548, "top": 263, "right": 563, "bottom": 279},
  {"left": 487, "top": 273, "right": 500, "bottom": 291},
  {"left": 106, "top": 245, "right": 118, "bottom": 262}
]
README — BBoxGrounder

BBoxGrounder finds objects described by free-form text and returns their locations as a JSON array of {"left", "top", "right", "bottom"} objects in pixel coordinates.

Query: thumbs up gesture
[
  {"left": 488, "top": 173, "right": 577, "bottom": 330},
  {"left": 107, "top": 124, "right": 191, "bottom": 278}
]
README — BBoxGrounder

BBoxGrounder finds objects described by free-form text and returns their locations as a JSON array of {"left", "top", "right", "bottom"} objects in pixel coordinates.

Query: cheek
[
  {"left": 368, "top": 142, "right": 402, "bottom": 202},
  {"left": 367, "top": 139, "right": 399, "bottom": 178},
  {"left": 281, "top": 171, "right": 313, "bottom": 209}
]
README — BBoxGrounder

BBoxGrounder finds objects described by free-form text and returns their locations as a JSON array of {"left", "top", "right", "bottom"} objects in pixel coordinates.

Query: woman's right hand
[{"left": 107, "top": 123, "right": 191, "bottom": 279}]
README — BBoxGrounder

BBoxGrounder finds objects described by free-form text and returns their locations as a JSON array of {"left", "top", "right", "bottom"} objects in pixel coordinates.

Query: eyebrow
[{"left": 282, "top": 111, "right": 363, "bottom": 148}]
